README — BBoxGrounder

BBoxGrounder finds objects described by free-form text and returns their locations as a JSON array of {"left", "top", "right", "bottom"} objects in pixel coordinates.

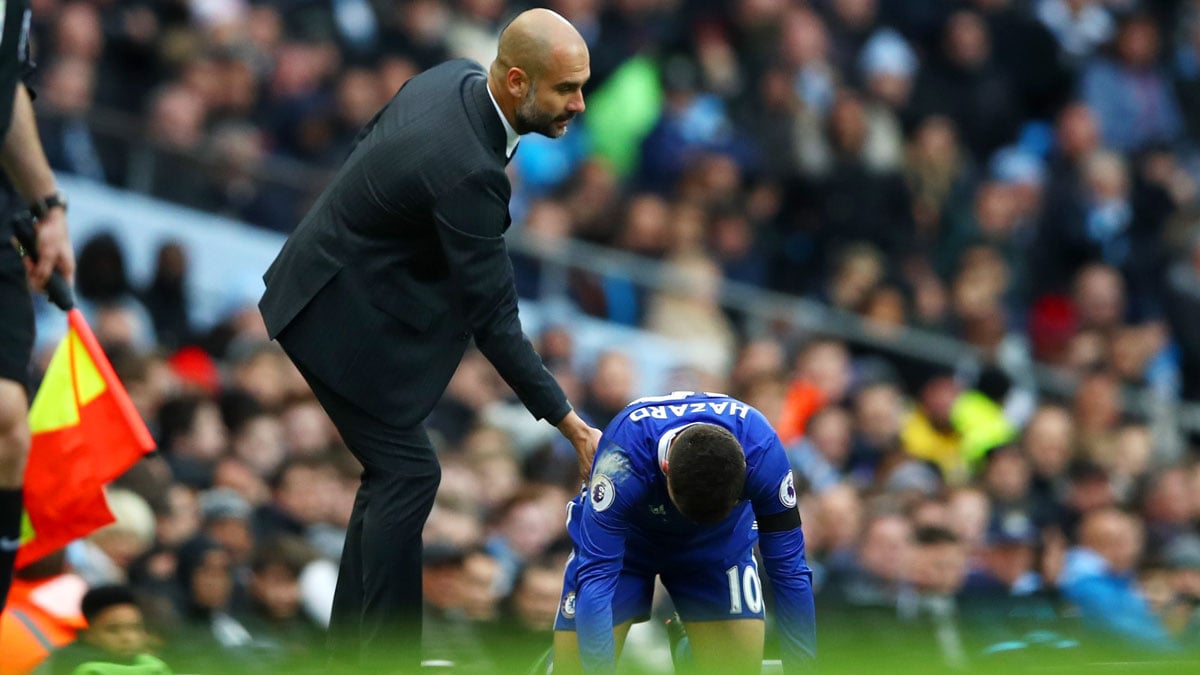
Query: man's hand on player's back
[{"left": 557, "top": 410, "right": 601, "bottom": 480}]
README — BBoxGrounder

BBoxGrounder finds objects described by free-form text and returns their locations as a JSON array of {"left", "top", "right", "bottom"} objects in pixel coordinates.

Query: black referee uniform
[
  {"left": 0, "top": 0, "right": 36, "bottom": 388},
  {"left": 0, "top": 0, "right": 40, "bottom": 614}
]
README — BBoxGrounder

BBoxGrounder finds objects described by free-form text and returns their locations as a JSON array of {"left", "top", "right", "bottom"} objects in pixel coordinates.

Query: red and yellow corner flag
[{"left": 16, "top": 309, "right": 156, "bottom": 568}]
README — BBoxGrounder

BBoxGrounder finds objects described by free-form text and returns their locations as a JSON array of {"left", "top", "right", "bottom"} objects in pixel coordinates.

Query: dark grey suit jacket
[{"left": 259, "top": 59, "right": 570, "bottom": 429}]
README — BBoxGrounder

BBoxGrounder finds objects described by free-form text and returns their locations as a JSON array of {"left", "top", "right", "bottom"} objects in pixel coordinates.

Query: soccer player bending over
[{"left": 553, "top": 391, "right": 816, "bottom": 675}]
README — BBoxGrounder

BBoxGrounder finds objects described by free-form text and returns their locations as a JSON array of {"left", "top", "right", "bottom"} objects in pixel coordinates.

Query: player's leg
[
  {"left": 675, "top": 618, "right": 764, "bottom": 675},
  {"left": 550, "top": 526, "right": 656, "bottom": 675},
  {"left": 357, "top": 451, "right": 439, "bottom": 670},
  {"left": 326, "top": 478, "right": 368, "bottom": 666},
  {"left": 0, "top": 381, "right": 30, "bottom": 484},
  {"left": 0, "top": 247, "right": 35, "bottom": 613},
  {"left": 292, "top": 358, "right": 440, "bottom": 672},
  {"left": 0, "top": 379, "right": 32, "bottom": 612},
  {"left": 661, "top": 545, "right": 766, "bottom": 675},
  {"left": 551, "top": 619, "right": 635, "bottom": 675}
]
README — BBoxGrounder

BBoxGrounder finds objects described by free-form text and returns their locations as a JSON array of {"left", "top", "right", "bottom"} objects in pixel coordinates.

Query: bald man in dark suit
[{"left": 259, "top": 9, "right": 600, "bottom": 669}]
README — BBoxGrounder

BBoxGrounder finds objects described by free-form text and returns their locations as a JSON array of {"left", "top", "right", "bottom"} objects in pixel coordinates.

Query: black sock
[{"left": 0, "top": 487, "right": 24, "bottom": 614}]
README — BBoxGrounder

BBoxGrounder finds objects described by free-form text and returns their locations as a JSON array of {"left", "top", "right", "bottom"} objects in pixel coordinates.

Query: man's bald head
[
  {"left": 488, "top": 9, "right": 589, "bottom": 138},
  {"left": 492, "top": 9, "right": 586, "bottom": 80}
]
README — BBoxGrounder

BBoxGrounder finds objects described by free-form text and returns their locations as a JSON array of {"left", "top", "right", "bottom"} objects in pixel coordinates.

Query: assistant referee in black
[
  {"left": 0, "top": 0, "right": 76, "bottom": 614},
  {"left": 259, "top": 8, "right": 601, "bottom": 670}
]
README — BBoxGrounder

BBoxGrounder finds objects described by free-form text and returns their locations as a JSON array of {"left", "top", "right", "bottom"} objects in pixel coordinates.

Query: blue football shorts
[{"left": 553, "top": 526, "right": 765, "bottom": 631}]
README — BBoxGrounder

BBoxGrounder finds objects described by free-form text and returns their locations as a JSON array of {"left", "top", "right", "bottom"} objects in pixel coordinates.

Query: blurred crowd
[
  {"left": 3, "top": 226, "right": 1200, "bottom": 672},
  {"left": 26, "top": 0, "right": 1200, "bottom": 407},
  {"left": 6, "top": 0, "right": 1200, "bottom": 672}
]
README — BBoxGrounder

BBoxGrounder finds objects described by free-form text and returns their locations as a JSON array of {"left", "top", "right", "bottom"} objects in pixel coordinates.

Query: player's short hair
[{"left": 667, "top": 424, "right": 746, "bottom": 525}]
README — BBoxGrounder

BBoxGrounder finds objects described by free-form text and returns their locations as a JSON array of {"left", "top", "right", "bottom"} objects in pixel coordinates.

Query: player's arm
[
  {"left": 748, "top": 425, "right": 816, "bottom": 671},
  {"left": 433, "top": 168, "right": 572, "bottom": 425},
  {"left": 1, "top": 83, "right": 72, "bottom": 289},
  {"left": 573, "top": 443, "right": 646, "bottom": 675},
  {"left": 757, "top": 513, "right": 816, "bottom": 670}
]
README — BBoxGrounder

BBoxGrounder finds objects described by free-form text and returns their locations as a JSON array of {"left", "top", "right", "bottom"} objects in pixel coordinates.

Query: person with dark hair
[
  {"left": 161, "top": 536, "right": 259, "bottom": 672},
  {"left": 904, "top": 525, "right": 971, "bottom": 669},
  {"left": 155, "top": 395, "right": 227, "bottom": 490},
  {"left": 139, "top": 242, "right": 192, "bottom": 351},
  {"left": 40, "top": 584, "right": 172, "bottom": 675},
  {"left": 73, "top": 232, "right": 156, "bottom": 351},
  {"left": 488, "top": 555, "right": 566, "bottom": 665},
  {"left": 420, "top": 544, "right": 500, "bottom": 673},
  {"left": 74, "top": 233, "right": 130, "bottom": 304},
  {"left": 552, "top": 391, "right": 814, "bottom": 675},
  {"left": 660, "top": 424, "right": 748, "bottom": 524},
  {"left": 233, "top": 537, "right": 324, "bottom": 669}
]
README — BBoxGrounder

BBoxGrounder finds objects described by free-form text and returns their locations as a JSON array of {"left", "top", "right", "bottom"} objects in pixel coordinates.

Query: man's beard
[{"left": 515, "top": 85, "right": 574, "bottom": 138}]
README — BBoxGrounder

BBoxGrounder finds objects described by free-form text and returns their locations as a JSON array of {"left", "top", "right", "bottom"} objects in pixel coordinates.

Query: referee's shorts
[{"left": 0, "top": 234, "right": 34, "bottom": 387}]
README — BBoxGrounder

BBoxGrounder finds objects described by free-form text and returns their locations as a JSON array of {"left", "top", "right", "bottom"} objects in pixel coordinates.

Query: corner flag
[{"left": 17, "top": 309, "right": 155, "bottom": 568}]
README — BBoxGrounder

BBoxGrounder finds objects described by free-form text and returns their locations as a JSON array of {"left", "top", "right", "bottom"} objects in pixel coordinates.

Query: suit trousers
[{"left": 290, "top": 355, "right": 442, "bottom": 672}]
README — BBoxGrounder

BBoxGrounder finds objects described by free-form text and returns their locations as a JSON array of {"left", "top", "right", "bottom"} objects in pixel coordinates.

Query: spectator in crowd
[
  {"left": 820, "top": 510, "right": 912, "bottom": 609},
  {"left": 903, "top": 526, "right": 971, "bottom": 669},
  {"left": 200, "top": 488, "right": 255, "bottom": 571},
  {"left": 1037, "top": 0, "right": 1115, "bottom": 66},
  {"left": 420, "top": 545, "right": 500, "bottom": 673},
  {"left": 580, "top": 350, "right": 636, "bottom": 430},
  {"left": 644, "top": 253, "right": 738, "bottom": 375},
  {"left": 1081, "top": 12, "right": 1182, "bottom": 153},
  {"left": 1139, "top": 467, "right": 1195, "bottom": 556},
  {"left": 778, "top": 338, "right": 853, "bottom": 443},
  {"left": 165, "top": 535, "right": 257, "bottom": 672},
  {"left": 980, "top": 443, "right": 1035, "bottom": 520},
  {"left": 36, "top": 57, "right": 109, "bottom": 183},
  {"left": 203, "top": 122, "right": 298, "bottom": 233},
  {"left": 73, "top": 232, "right": 157, "bottom": 351},
  {"left": 40, "top": 585, "right": 171, "bottom": 675},
  {"left": 70, "top": 489, "right": 157, "bottom": 588},
  {"left": 483, "top": 487, "right": 566, "bottom": 589},
  {"left": 847, "top": 377, "right": 905, "bottom": 480},
  {"left": 128, "top": 85, "right": 210, "bottom": 208},
  {"left": 787, "top": 405, "right": 854, "bottom": 495},
  {"left": 900, "top": 369, "right": 967, "bottom": 484},
  {"left": 252, "top": 456, "right": 338, "bottom": 547},
  {"left": 226, "top": 400, "right": 287, "bottom": 481},
  {"left": 504, "top": 555, "right": 563, "bottom": 634},
  {"left": 1059, "top": 507, "right": 1177, "bottom": 652},
  {"left": 960, "top": 510, "right": 1070, "bottom": 658},
  {"left": 0, "top": 552, "right": 86, "bottom": 675},
  {"left": 910, "top": 9, "right": 1021, "bottom": 160},
  {"left": 156, "top": 395, "right": 227, "bottom": 490},
  {"left": 235, "top": 537, "right": 324, "bottom": 669},
  {"left": 140, "top": 242, "right": 193, "bottom": 352},
  {"left": 1157, "top": 534, "right": 1200, "bottom": 643}
]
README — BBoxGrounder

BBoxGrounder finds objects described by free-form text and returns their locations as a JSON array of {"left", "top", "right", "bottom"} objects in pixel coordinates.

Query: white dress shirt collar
[{"left": 486, "top": 83, "right": 520, "bottom": 158}]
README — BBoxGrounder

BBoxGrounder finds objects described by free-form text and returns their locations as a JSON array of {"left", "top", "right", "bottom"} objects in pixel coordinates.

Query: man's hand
[
  {"left": 24, "top": 208, "right": 73, "bottom": 290},
  {"left": 557, "top": 409, "right": 602, "bottom": 480}
]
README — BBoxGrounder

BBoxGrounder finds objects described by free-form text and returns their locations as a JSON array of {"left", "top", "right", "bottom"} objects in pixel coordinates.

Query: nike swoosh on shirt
[{"left": 0, "top": 536, "right": 21, "bottom": 552}]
